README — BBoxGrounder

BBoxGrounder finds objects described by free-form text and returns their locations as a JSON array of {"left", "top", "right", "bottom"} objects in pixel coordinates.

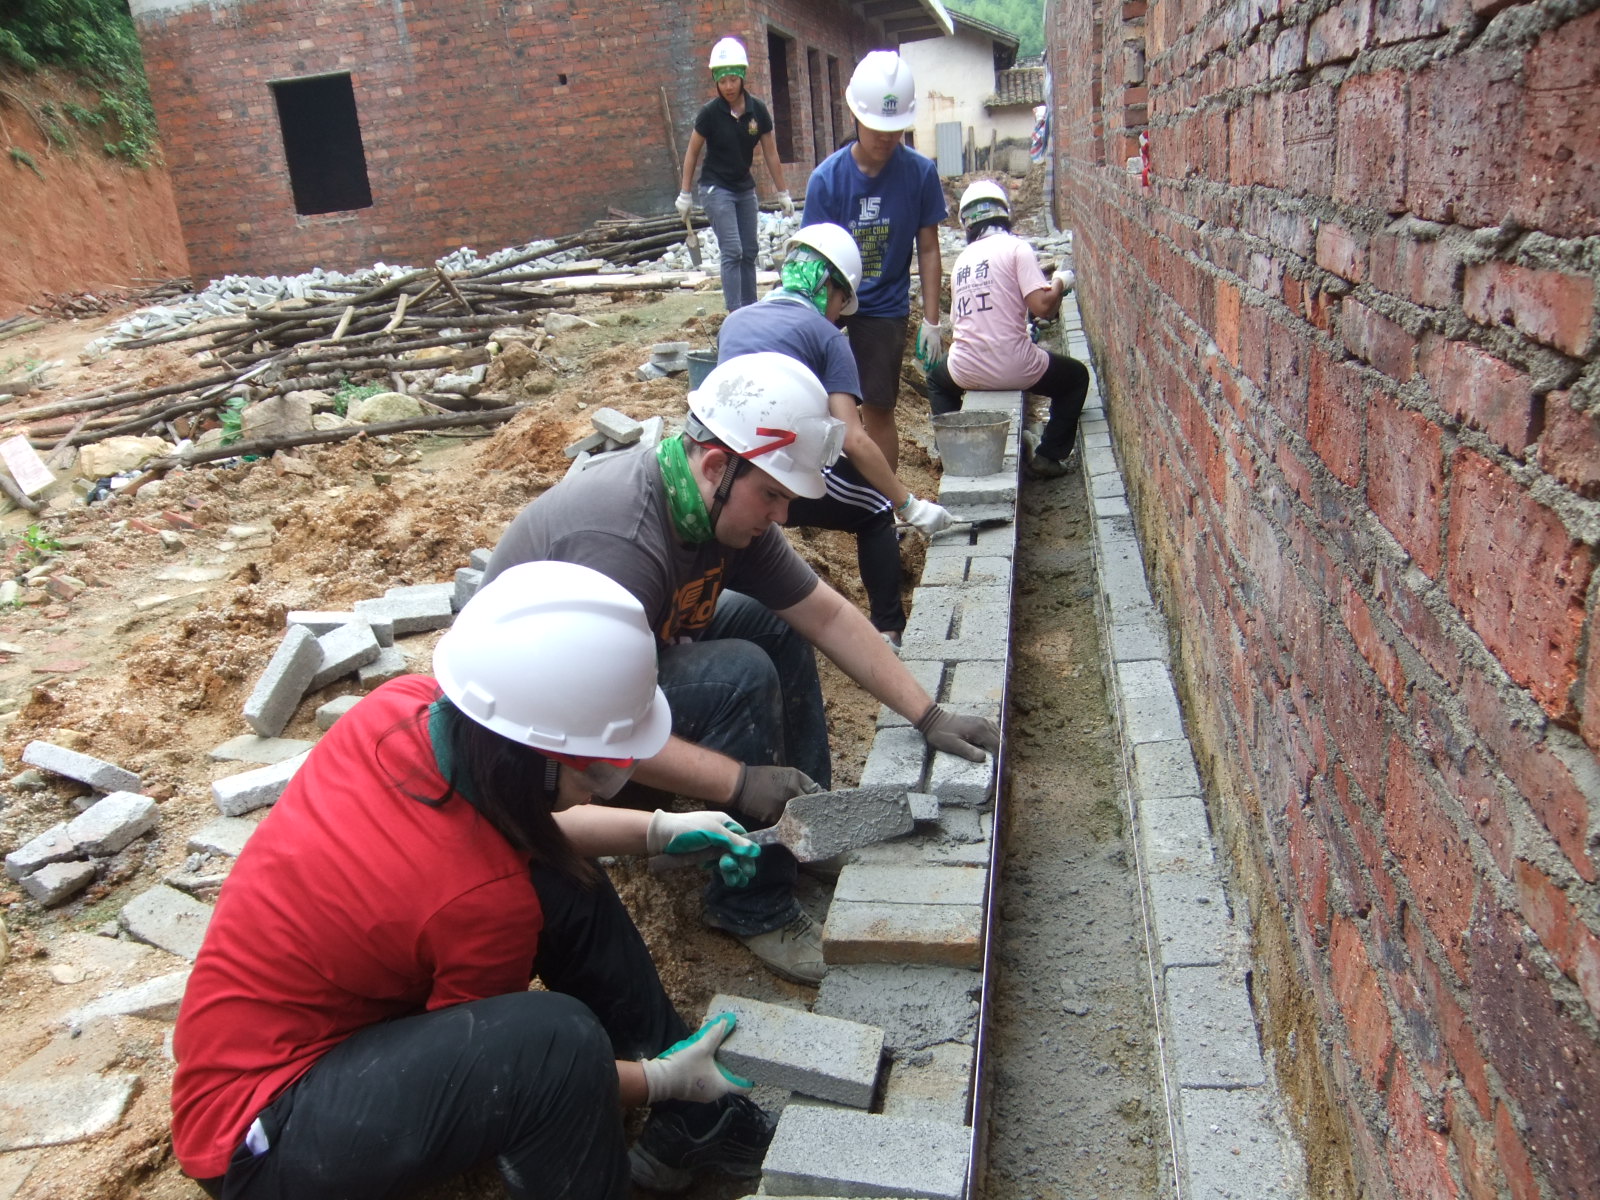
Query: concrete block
[
  {"left": 927, "top": 748, "right": 994, "bottom": 808},
  {"left": 857, "top": 725, "right": 927, "bottom": 793},
  {"left": 762, "top": 1105, "right": 969, "bottom": 1200},
  {"left": 211, "top": 751, "right": 309, "bottom": 817},
  {"left": 357, "top": 644, "right": 409, "bottom": 687},
  {"left": 924, "top": 839, "right": 992, "bottom": 868},
  {"left": 706, "top": 994, "right": 883, "bottom": 1108},
  {"left": 1094, "top": 493, "right": 1131, "bottom": 518},
  {"left": 815, "top": 965, "right": 980, "bottom": 1054},
  {"left": 65, "top": 792, "right": 157, "bottom": 855},
  {"left": 928, "top": 806, "right": 984, "bottom": 844},
  {"left": 823, "top": 901, "right": 982, "bottom": 968},
  {"left": 918, "top": 553, "right": 1012, "bottom": 588},
  {"left": 62, "top": 969, "right": 191, "bottom": 1027},
  {"left": 1090, "top": 471, "right": 1126, "bottom": 500},
  {"left": 591, "top": 406, "right": 643, "bottom": 443},
  {"left": 1148, "top": 869, "right": 1231, "bottom": 970},
  {"left": 834, "top": 865, "right": 986, "bottom": 907},
  {"left": 1108, "top": 604, "right": 1170, "bottom": 664},
  {"left": 907, "top": 792, "right": 940, "bottom": 823},
  {"left": 947, "top": 660, "right": 1004, "bottom": 710},
  {"left": 315, "top": 695, "right": 362, "bottom": 729},
  {"left": 900, "top": 595, "right": 1010, "bottom": 663},
  {"left": 880, "top": 1041, "right": 973, "bottom": 1124},
  {"left": 923, "top": 518, "right": 1016, "bottom": 559},
  {"left": 563, "top": 430, "right": 606, "bottom": 458},
  {"left": 1083, "top": 444, "right": 1119, "bottom": 477},
  {"left": 355, "top": 589, "right": 453, "bottom": 635},
  {"left": 937, "top": 473, "right": 1016, "bottom": 507},
  {"left": 1134, "top": 740, "right": 1203, "bottom": 800},
  {"left": 119, "top": 885, "right": 213, "bottom": 961},
  {"left": 1178, "top": 1087, "right": 1298, "bottom": 1198},
  {"left": 19, "top": 860, "right": 96, "bottom": 907},
  {"left": 468, "top": 547, "right": 492, "bottom": 570},
  {"left": 309, "top": 620, "right": 382, "bottom": 691},
  {"left": 1165, "top": 965, "right": 1267, "bottom": 1088},
  {"left": 384, "top": 581, "right": 456, "bottom": 606},
  {"left": 875, "top": 661, "right": 942, "bottom": 729},
  {"left": 1117, "top": 660, "right": 1186, "bottom": 744},
  {"left": 208, "top": 734, "right": 314, "bottom": 765},
  {"left": 453, "top": 567, "right": 482, "bottom": 610},
  {"left": 242, "top": 625, "right": 320, "bottom": 737},
  {"left": 285, "top": 610, "right": 358, "bottom": 636},
  {"left": 187, "top": 817, "right": 257, "bottom": 858},
  {"left": 21, "top": 741, "right": 139, "bottom": 794},
  {"left": 5, "top": 823, "right": 77, "bottom": 881},
  {"left": 1083, "top": 430, "right": 1112, "bottom": 448},
  {"left": 1138, "top": 790, "right": 1212, "bottom": 860},
  {"left": 0, "top": 1075, "right": 140, "bottom": 1151}
]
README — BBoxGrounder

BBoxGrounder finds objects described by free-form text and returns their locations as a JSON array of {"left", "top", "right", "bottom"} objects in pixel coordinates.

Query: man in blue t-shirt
[{"left": 802, "top": 51, "right": 947, "bottom": 473}]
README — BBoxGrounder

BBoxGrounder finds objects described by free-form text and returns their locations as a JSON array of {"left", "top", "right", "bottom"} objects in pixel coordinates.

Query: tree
[{"left": 946, "top": 0, "right": 1045, "bottom": 59}]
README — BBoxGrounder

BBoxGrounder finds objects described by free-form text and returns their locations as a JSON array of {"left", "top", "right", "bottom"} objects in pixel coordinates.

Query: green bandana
[
  {"left": 658, "top": 434, "right": 715, "bottom": 543},
  {"left": 780, "top": 256, "right": 831, "bottom": 316},
  {"left": 712, "top": 65, "right": 746, "bottom": 81}
]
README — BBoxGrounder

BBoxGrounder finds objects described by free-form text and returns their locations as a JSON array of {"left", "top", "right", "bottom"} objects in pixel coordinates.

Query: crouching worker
[
  {"left": 718, "top": 223, "right": 953, "bottom": 647},
  {"left": 926, "top": 179, "right": 1090, "bottom": 479},
  {"left": 170, "top": 560, "right": 775, "bottom": 1200}
]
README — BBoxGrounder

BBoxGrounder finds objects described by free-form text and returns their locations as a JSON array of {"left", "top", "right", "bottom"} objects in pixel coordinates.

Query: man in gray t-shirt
[{"left": 486, "top": 354, "right": 999, "bottom": 986}]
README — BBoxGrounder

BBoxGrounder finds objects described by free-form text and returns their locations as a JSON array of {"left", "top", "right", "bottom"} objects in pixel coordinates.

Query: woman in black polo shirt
[{"left": 675, "top": 36, "right": 794, "bottom": 311}]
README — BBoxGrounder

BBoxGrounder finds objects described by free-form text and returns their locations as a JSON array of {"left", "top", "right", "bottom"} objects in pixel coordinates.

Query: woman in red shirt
[{"left": 172, "top": 561, "right": 772, "bottom": 1199}]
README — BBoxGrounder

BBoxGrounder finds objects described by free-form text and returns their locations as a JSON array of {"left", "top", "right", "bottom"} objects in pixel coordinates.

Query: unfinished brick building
[
  {"left": 127, "top": 0, "right": 953, "bottom": 284},
  {"left": 1048, "top": 0, "right": 1597, "bottom": 1194}
]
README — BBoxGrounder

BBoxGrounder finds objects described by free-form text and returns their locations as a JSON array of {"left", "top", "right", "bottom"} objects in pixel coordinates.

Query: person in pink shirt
[{"left": 925, "top": 179, "right": 1089, "bottom": 479}]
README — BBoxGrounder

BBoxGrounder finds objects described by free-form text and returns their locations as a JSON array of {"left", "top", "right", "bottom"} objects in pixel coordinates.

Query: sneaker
[
  {"left": 880, "top": 629, "right": 903, "bottom": 651},
  {"left": 737, "top": 909, "right": 827, "bottom": 985},
  {"left": 1027, "top": 451, "right": 1071, "bottom": 479},
  {"left": 630, "top": 1094, "right": 776, "bottom": 1192}
]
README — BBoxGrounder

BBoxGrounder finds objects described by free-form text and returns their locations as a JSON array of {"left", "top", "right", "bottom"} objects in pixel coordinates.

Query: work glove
[
  {"left": 1058, "top": 268, "right": 1076, "bottom": 294},
  {"left": 647, "top": 810, "right": 759, "bottom": 888},
  {"left": 733, "top": 764, "right": 824, "bottom": 825},
  {"left": 915, "top": 703, "right": 1000, "bottom": 762},
  {"left": 640, "top": 1012, "right": 753, "bottom": 1104},
  {"left": 675, "top": 190, "right": 694, "bottom": 217},
  {"left": 914, "top": 319, "right": 943, "bottom": 371},
  {"left": 900, "top": 495, "right": 953, "bottom": 536},
  {"left": 776, "top": 190, "right": 795, "bottom": 218}
]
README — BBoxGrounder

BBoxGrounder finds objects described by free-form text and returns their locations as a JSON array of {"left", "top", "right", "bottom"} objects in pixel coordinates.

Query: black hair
[
  {"left": 965, "top": 215, "right": 1012, "bottom": 244},
  {"left": 381, "top": 697, "right": 594, "bottom": 883}
]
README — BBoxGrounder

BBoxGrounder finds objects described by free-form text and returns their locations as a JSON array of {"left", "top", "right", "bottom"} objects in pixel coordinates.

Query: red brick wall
[
  {"left": 132, "top": 0, "right": 875, "bottom": 283},
  {"left": 1048, "top": 1, "right": 1599, "bottom": 1196}
]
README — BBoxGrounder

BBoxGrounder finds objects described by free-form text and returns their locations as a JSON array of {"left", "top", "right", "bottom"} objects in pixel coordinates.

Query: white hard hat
[
  {"left": 433, "top": 561, "right": 671, "bottom": 760},
  {"left": 845, "top": 51, "right": 917, "bottom": 132},
  {"left": 709, "top": 37, "right": 748, "bottom": 71},
  {"left": 687, "top": 353, "right": 844, "bottom": 499},
  {"left": 958, "top": 179, "right": 1010, "bottom": 229},
  {"left": 787, "top": 223, "right": 863, "bottom": 316}
]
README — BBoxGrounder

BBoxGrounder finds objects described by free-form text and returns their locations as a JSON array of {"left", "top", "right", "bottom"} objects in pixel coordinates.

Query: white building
[{"left": 901, "top": 12, "right": 1042, "bottom": 175}]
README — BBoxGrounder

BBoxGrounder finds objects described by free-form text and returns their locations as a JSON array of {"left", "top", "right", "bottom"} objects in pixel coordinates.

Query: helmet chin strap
[{"left": 708, "top": 452, "right": 746, "bottom": 531}]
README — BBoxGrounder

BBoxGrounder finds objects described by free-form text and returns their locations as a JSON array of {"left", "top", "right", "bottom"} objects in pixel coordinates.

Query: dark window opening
[
  {"left": 827, "top": 55, "right": 845, "bottom": 151},
  {"left": 271, "top": 73, "right": 372, "bottom": 216},
  {"left": 766, "top": 29, "right": 795, "bottom": 162},
  {"left": 806, "top": 47, "right": 828, "bottom": 165},
  {"left": 558, "top": 73, "right": 568, "bottom": 85}
]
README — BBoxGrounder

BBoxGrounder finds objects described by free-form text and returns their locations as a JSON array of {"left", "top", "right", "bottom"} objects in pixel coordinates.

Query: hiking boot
[
  {"left": 1026, "top": 450, "right": 1071, "bottom": 479},
  {"left": 630, "top": 1094, "right": 776, "bottom": 1192},
  {"left": 737, "top": 909, "right": 827, "bottom": 985}
]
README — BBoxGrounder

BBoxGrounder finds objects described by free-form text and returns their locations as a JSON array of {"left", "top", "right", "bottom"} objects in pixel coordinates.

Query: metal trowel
[{"left": 649, "top": 785, "right": 912, "bottom": 872}]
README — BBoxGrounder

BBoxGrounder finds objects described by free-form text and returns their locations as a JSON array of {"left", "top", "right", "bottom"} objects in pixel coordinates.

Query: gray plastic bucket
[
  {"left": 686, "top": 349, "right": 718, "bottom": 389},
  {"left": 932, "top": 410, "right": 1010, "bottom": 475}
]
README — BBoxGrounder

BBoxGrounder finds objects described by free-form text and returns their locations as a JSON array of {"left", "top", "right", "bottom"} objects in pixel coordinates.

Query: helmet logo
[{"left": 880, "top": 94, "right": 898, "bottom": 115}]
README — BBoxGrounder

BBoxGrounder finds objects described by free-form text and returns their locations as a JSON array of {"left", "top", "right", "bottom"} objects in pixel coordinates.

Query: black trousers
[
  {"left": 784, "top": 457, "right": 905, "bottom": 635},
  {"left": 198, "top": 865, "right": 691, "bottom": 1200},
  {"left": 927, "top": 350, "right": 1090, "bottom": 462}
]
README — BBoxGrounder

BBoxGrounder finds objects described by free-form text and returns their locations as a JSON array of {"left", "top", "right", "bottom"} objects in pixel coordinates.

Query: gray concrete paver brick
[
  {"left": 834, "top": 865, "right": 986, "bottom": 907},
  {"left": 187, "top": 817, "right": 258, "bottom": 858},
  {"left": 858, "top": 725, "right": 927, "bottom": 793},
  {"left": 242, "top": 625, "right": 320, "bottom": 737},
  {"left": 64, "top": 792, "right": 157, "bottom": 855},
  {"left": 308, "top": 620, "right": 382, "bottom": 691},
  {"left": 762, "top": 1105, "right": 969, "bottom": 1200},
  {"left": 62, "top": 969, "right": 191, "bottom": 1028},
  {"left": 21, "top": 742, "right": 139, "bottom": 794},
  {"left": 1134, "top": 740, "right": 1203, "bottom": 799},
  {"left": 707, "top": 994, "right": 883, "bottom": 1108},
  {"left": 815, "top": 964, "right": 980, "bottom": 1054},
  {"left": 1178, "top": 1087, "right": 1298, "bottom": 1197},
  {"left": 5, "top": 823, "right": 77, "bottom": 881},
  {"left": 119, "top": 884, "right": 213, "bottom": 961},
  {"left": 1147, "top": 870, "right": 1231, "bottom": 969},
  {"left": 1165, "top": 965, "right": 1268, "bottom": 1088},
  {"left": 880, "top": 1041, "right": 973, "bottom": 1125},
  {"left": 19, "top": 861, "right": 96, "bottom": 907},
  {"left": 208, "top": 735, "right": 314, "bottom": 765},
  {"left": 823, "top": 900, "right": 982, "bottom": 968},
  {"left": 315, "top": 695, "right": 362, "bottom": 728},
  {"left": 0, "top": 1075, "right": 140, "bottom": 1151},
  {"left": 211, "top": 751, "right": 310, "bottom": 817},
  {"left": 357, "top": 644, "right": 410, "bottom": 687}
]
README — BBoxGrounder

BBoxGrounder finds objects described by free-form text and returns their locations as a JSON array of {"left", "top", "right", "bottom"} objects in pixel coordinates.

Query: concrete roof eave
[{"left": 854, "top": 0, "right": 956, "bottom": 44}]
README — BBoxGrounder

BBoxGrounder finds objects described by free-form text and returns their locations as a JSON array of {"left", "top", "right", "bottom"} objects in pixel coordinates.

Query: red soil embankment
[{"left": 0, "top": 71, "right": 189, "bottom": 317}]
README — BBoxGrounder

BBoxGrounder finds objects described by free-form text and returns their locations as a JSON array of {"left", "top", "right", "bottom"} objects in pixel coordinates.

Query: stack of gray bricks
[
  {"left": 753, "top": 390, "right": 1026, "bottom": 1200},
  {"left": 1066, "top": 293, "right": 1303, "bottom": 1197}
]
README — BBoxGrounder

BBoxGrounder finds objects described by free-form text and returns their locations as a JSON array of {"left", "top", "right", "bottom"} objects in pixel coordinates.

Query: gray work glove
[
  {"left": 639, "top": 1012, "right": 753, "bottom": 1103},
  {"left": 733, "top": 764, "right": 824, "bottom": 824},
  {"left": 915, "top": 704, "right": 1000, "bottom": 762}
]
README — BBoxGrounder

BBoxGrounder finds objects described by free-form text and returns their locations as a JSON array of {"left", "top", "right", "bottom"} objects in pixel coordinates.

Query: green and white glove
[
  {"left": 646, "top": 810, "right": 760, "bottom": 888},
  {"left": 640, "top": 1012, "right": 753, "bottom": 1103},
  {"left": 914, "top": 319, "right": 943, "bottom": 370}
]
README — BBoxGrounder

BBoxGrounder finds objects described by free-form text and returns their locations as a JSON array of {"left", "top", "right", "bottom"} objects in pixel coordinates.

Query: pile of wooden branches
[{"left": 0, "top": 245, "right": 711, "bottom": 480}]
